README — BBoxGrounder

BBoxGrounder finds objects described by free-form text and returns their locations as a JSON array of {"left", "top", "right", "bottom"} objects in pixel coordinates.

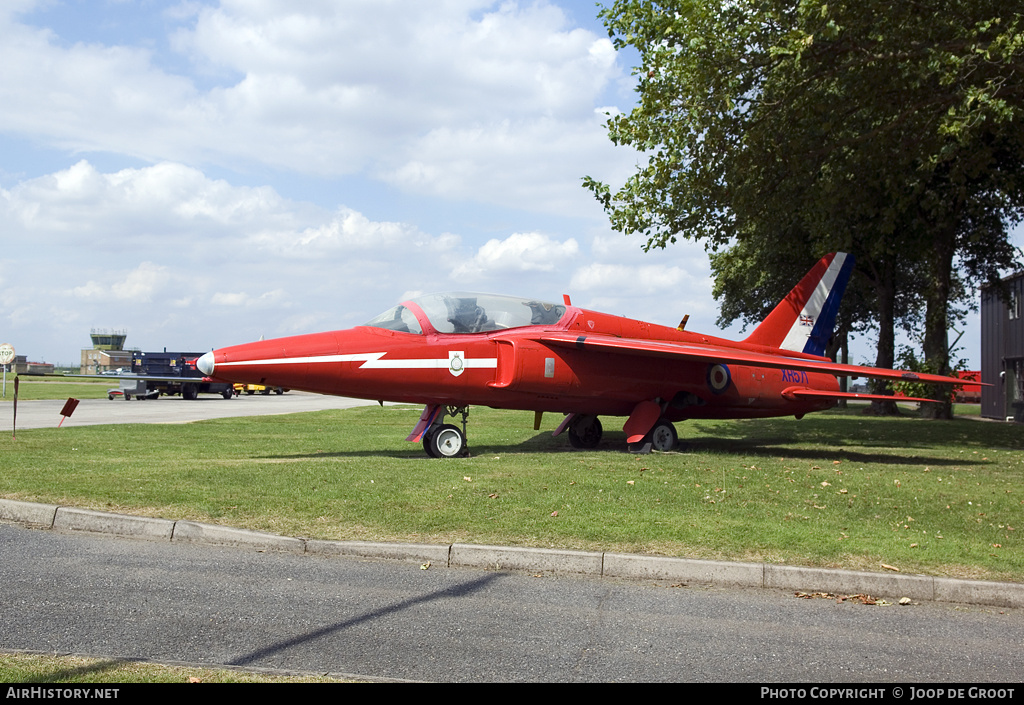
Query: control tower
[
  {"left": 90, "top": 329, "right": 128, "bottom": 351},
  {"left": 81, "top": 329, "right": 131, "bottom": 373}
]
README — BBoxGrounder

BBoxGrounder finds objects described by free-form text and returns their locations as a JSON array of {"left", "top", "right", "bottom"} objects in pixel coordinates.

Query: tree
[{"left": 585, "top": 0, "right": 1024, "bottom": 417}]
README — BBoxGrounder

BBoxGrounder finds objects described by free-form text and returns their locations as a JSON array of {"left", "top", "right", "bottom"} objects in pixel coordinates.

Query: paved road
[
  {"left": 1, "top": 392, "right": 380, "bottom": 432},
  {"left": 2, "top": 522, "right": 1022, "bottom": 683}
]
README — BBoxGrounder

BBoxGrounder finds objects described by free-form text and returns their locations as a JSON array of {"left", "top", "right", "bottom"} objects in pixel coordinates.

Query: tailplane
[{"left": 744, "top": 252, "right": 854, "bottom": 357}]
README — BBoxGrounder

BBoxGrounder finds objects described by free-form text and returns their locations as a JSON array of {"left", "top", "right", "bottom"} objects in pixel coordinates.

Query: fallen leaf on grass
[{"left": 881, "top": 563, "right": 900, "bottom": 572}]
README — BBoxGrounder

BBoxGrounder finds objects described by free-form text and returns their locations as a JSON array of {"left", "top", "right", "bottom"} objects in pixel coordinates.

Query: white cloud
[
  {"left": 0, "top": 1, "right": 636, "bottom": 213},
  {"left": 210, "top": 289, "right": 286, "bottom": 308},
  {"left": 70, "top": 263, "right": 168, "bottom": 302},
  {"left": 0, "top": 160, "right": 475, "bottom": 360},
  {"left": 254, "top": 207, "right": 447, "bottom": 257},
  {"left": 452, "top": 231, "right": 579, "bottom": 279},
  {"left": 4, "top": 160, "right": 290, "bottom": 251},
  {"left": 570, "top": 263, "right": 692, "bottom": 294}
]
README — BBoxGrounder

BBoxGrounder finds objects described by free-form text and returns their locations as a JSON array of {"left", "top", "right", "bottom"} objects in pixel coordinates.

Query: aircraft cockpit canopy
[{"left": 364, "top": 292, "right": 567, "bottom": 335}]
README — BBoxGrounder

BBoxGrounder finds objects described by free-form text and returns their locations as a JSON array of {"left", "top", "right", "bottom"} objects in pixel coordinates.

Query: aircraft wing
[
  {"left": 535, "top": 333, "right": 969, "bottom": 387},
  {"left": 25, "top": 372, "right": 222, "bottom": 384},
  {"left": 780, "top": 387, "right": 944, "bottom": 404}
]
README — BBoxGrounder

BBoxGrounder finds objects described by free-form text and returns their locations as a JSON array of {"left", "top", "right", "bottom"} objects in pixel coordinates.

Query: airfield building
[
  {"left": 980, "top": 271, "right": 1024, "bottom": 422},
  {"left": 80, "top": 328, "right": 133, "bottom": 374}
]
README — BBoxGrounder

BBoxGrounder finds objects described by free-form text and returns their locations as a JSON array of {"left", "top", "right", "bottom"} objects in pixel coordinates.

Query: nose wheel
[
  {"left": 421, "top": 406, "right": 470, "bottom": 458},
  {"left": 424, "top": 424, "right": 467, "bottom": 458}
]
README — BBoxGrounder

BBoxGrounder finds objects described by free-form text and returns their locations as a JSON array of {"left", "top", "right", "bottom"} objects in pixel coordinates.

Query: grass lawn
[
  {"left": 0, "top": 652, "right": 351, "bottom": 683},
  {"left": 0, "top": 376, "right": 114, "bottom": 401},
  {"left": 1, "top": 403, "right": 1020, "bottom": 582}
]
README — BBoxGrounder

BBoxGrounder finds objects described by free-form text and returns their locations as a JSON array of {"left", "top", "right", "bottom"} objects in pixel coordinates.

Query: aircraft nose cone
[{"left": 197, "top": 351, "right": 215, "bottom": 376}]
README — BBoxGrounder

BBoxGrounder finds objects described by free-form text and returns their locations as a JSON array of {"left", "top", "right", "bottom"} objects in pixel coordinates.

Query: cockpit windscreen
[{"left": 364, "top": 293, "right": 566, "bottom": 334}]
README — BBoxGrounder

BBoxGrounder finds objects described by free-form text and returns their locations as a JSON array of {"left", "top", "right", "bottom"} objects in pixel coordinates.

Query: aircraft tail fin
[{"left": 743, "top": 252, "right": 854, "bottom": 357}]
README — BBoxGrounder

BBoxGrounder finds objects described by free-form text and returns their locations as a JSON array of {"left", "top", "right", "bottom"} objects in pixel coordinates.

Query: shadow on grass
[
  {"left": 254, "top": 436, "right": 966, "bottom": 467},
  {"left": 253, "top": 410, "right": 1017, "bottom": 463},
  {"left": 683, "top": 436, "right": 967, "bottom": 467},
  {"left": 21, "top": 657, "right": 128, "bottom": 683}
]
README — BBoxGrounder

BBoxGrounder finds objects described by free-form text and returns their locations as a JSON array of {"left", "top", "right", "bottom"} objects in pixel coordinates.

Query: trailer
[
  {"left": 110, "top": 351, "right": 234, "bottom": 400},
  {"left": 234, "top": 382, "right": 288, "bottom": 396}
]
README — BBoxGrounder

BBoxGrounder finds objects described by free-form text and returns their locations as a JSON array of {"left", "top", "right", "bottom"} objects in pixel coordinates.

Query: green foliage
[
  {"left": 892, "top": 342, "right": 969, "bottom": 402},
  {"left": 586, "top": 0, "right": 1024, "bottom": 381},
  {"left": 588, "top": 0, "right": 1024, "bottom": 249}
]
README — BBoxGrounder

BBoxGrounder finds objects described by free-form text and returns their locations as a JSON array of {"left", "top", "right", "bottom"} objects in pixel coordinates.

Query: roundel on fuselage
[{"left": 706, "top": 363, "right": 731, "bottom": 394}]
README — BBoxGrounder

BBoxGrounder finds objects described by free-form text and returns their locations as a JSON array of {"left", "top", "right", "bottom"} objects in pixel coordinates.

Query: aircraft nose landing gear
[{"left": 421, "top": 405, "right": 470, "bottom": 458}]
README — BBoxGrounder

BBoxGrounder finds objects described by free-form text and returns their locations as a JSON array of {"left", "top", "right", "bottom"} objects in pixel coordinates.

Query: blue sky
[{"left": 0, "top": 0, "right": 1016, "bottom": 369}]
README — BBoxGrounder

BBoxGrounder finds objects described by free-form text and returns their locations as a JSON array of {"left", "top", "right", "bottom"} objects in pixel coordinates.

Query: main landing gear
[
  {"left": 629, "top": 418, "right": 678, "bottom": 454},
  {"left": 567, "top": 415, "right": 602, "bottom": 449},
  {"left": 561, "top": 413, "right": 678, "bottom": 454}
]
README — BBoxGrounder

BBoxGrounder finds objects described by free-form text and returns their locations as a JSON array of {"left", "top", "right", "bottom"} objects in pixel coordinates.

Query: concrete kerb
[
  {"left": 0, "top": 499, "right": 57, "bottom": 528},
  {"left": 2, "top": 498, "right": 1021, "bottom": 609}
]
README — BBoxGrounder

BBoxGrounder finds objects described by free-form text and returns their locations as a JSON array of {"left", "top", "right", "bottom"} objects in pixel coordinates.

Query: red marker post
[
  {"left": 12, "top": 376, "right": 18, "bottom": 440},
  {"left": 58, "top": 398, "right": 80, "bottom": 427}
]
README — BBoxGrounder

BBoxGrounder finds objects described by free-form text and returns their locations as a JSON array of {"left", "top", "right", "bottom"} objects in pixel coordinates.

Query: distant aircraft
[{"left": 197, "top": 253, "right": 965, "bottom": 457}]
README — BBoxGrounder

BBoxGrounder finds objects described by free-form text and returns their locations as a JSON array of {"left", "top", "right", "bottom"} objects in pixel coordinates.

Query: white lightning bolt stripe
[{"left": 216, "top": 353, "right": 497, "bottom": 370}]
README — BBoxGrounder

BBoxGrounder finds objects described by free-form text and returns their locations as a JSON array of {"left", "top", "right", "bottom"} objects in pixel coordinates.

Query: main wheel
[
  {"left": 567, "top": 416, "right": 603, "bottom": 449},
  {"left": 424, "top": 424, "right": 467, "bottom": 458},
  {"left": 222, "top": 388, "right": 233, "bottom": 399},
  {"left": 649, "top": 419, "right": 678, "bottom": 452}
]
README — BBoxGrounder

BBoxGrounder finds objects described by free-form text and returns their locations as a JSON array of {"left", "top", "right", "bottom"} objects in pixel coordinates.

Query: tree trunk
[
  {"left": 867, "top": 258, "right": 900, "bottom": 416},
  {"left": 920, "top": 226, "right": 956, "bottom": 420},
  {"left": 827, "top": 326, "right": 849, "bottom": 410}
]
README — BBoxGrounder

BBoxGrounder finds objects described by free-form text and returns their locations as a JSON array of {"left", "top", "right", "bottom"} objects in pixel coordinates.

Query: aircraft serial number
[{"left": 780, "top": 369, "right": 809, "bottom": 384}]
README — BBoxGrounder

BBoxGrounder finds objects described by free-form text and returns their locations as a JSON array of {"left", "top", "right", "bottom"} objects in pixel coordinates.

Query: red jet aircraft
[{"left": 197, "top": 253, "right": 963, "bottom": 457}]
